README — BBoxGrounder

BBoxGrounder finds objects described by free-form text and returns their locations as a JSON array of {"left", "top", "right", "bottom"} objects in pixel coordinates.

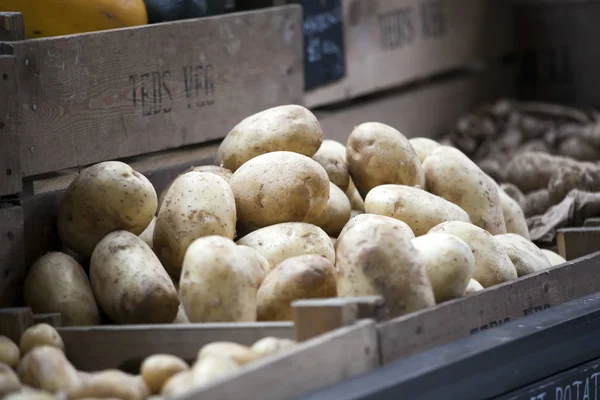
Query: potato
[
  {"left": 154, "top": 172, "right": 237, "bottom": 277},
  {"left": 251, "top": 337, "right": 296, "bottom": 358},
  {"left": 24, "top": 252, "right": 100, "bottom": 326},
  {"left": 5, "top": 387, "right": 55, "bottom": 400},
  {"left": 141, "top": 355, "right": 189, "bottom": 394},
  {"left": 345, "top": 178, "right": 365, "bottom": 212},
  {"left": 237, "top": 245, "right": 270, "bottom": 288},
  {"left": 237, "top": 223, "right": 334, "bottom": 270},
  {"left": 90, "top": 231, "right": 179, "bottom": 324},
  {"left": 305, "top": 183, "right": 351, "bottom": 237},
  {"left": 19, "top": 324, "right": 64, "bottom": 356},
  {"left": 66, "top": 370, "right": 149, "bottom": 400},
  {"left": 229, "top": 151, "right": 329, "bottom": 227},
  {"left": 179, "top": 236, "right": 256, "bottom": 322},
  {"left": 57, "top": 161, "right": 157, "bottom": 257},
  {"left": 191, "top": 355, "right": 240, "bottom": 384},
  {"left": 0, "top": 363, "right": 20, "bottom": 396},
  {"left": 409, "top": 137, "right": 441, "bottom": 163},
  {"left": 336, "top": 214, "right": 414, "bottom": 249},
  {"left": 173, "top": 304, "right": 190, "bottom": 324},
  {"left": 161, "top": 370, "right": 194, "bottom": 398},
  {"left": 364, "top": 185, "right": 470, "bottom": 236},
  {"left": 495, "top": 234, "right": 551, "bottom": 277},
  {"left": 346, "top": 122, "right": 425, "bottom": 197},
  {"left": 17, "top": 346, "right": 81, "bottom": 393},
  {"left": 336, "top": 218, "right": 434, "bottom": 318},
  {"left": 0, "top": 336, "right": 19, "bottom": 368},
  {"left": 257, "top": 255, "right": 337, "bottom": 321},
  {"left": 411, "top": 233, "right": 475, "bottom": 302},
  {"left": 197, "top": 342, "right": 258, "bottom": 366},
  {"left": 429, "top": 221, "right": 517, "bottom": 287},
  {"left": 218, "top": 105, "right": 323, "bottom": 172},
  {"left": 423, "top": 146, "right": 506, "bottom": 235},
  {"left": 312, "top": 140, "right": 350, "bottom": 191},
  {"left": 139, "top": 216, "right": 156, "bottom": 248},
  {"left": 465, "top": 279, "right": 484, "bottom": 295},
  {"left": 499, "top": 188, "right": 530, "bottom": 240},
  {"left": 541, "top": 249, "right": 566, "bottom": 266}
]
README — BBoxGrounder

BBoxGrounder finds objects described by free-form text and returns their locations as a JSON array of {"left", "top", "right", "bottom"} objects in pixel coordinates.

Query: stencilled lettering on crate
[{"left": 470, "top": 317, "right": 511, "bottom": 335}]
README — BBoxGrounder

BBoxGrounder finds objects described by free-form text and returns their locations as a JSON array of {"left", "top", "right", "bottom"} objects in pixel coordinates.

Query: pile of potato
[{"left": 0, "top": 323, "right": 295, "bottom": 399}]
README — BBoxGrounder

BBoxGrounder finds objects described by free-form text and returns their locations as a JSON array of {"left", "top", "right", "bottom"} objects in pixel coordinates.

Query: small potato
[
  {"left": 429, "top": 221, "right": 517, "bottom": 287},
  {"left": 0, "top": 363, "right": 20, "bottom": 396},
  {"left": 17, "top": 346, "right": 81, "bottom": 393},
  {"left": 305, "top": 183, "right": 351, "bottom": 237},
  {"left": 141, "top": 354, "right": 189, "bottom": 394},
  {"left": 499, "top": 188, "right": 530, "bottom": 240},
  {"left": 495, "top": 234, "right": 551, "bottom": 277},
  {"left": 218, "top": 105, "right": 323, "bottom": 172},
  {"left": 423, "top": 146, "right": 506, "bottom": 235},
  {"left": 336, "top": 218, "right": 434, "bottom": 318},
  {"left": 229, "top": 151, "right": 329, "bottom": 227},
  {"left": 412, "top": 233, "right": 475, "bottom": 302},
  {"left": 312, "top": 140, "right": 350, "bottom": 191},
  {"left": 197, "top": 342, "right": 258, "bottom": 366},
  {"left": 365, "top": 185, "right": 470, "bottom": 236},
  {"left": 347, "top": 122, "right": 425, "bottom": 197},
  {"left": 24, "top": 252, "right": 100, "bottom": 326},
  {"left": 160, "top": 370, "right": 194, "bottom": 398},
  {"left": 180, "top": 236, "right": 256, "bottom": 322},
  {"left": 19, "top": 324, "right": 64, "bottom": 356},
  {"left": 237, "top": 223, "right": 334, "bottom": 270},
  {"left": 237, "top": 245, "right": 270, "bottom": 288},
  {"left": 345, "top": 178, "right": 365, "bottom": 212},
  {"left": 154, "top": 172, "right": 237, "bottom": 277},
  {"left": 0, "top": 336, "right": 19, "bottom": 368},
  {"left": 67, "top": 370, "right": 149, "bottom": 400},
  {"left": 257, "top": 255, "right": 337, "bottom": 321},
  {"left": 90, "top": 231, "right": 179, "bottom": 324},
  {"left": 409, "top": 137, "right": 441, "bottom": 163},
  {"left": 541, "top": 249, "right": 566, "bottom": 266},
  {"left": 251, "top": 337, "right": 296, "bottom": 358},
  {"left": 58, "top": 161, "right": 157, "bottom": 257},
  {"left": 465, "top": 279, "right": 484, "bottom": 295},
  {"left": 336, "top": 214, "right": 414, "bottom": 249},
  {"left": 139, "top": 216, "right": 156, "bottom": 248},
  {"left": 191, "top": 355, "right": 240, "bottom": 384}
]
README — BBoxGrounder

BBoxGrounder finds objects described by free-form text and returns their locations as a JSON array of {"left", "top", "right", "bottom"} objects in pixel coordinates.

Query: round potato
[
  {"left": 66, "top": 369, "right": 149, "bottom": 400},
  {"left": 19, "top": 324, "right": 64, "bottom": 356},
  {"left": 409, "top": 137, "right": 441, "bottom": 163},
  {"left": 17, "top": 346, "right": 81, "bottom": 393},
  {"left": 465, "top": 279, "right": 484, "bottom": 295},
  {"left": 423, "top": 146, "right": 506, "bottom": 235},
  {"left": 305, "top": 183, "right": 351, "bottom": 237},
  {"left": 0, "top": 336, "right": 19, "bottom": 368},
  {"left": 154, "top": 171, "right": 236, "bottom": 277},
  {"left": 499, "top": 188, "right": 530, "bottom": 239},
  {"left": 218, "top": 105, "right": 323, "bottom": 172},
  {"left": 191, "top": 355, "right": 240, "bottom": 388},
  {"left": 197, "top": 342, "right": 258, "bottom": 366},
  {"left": 90, "top": 231, "right": 179, "bottom": 324},
  {"left": 251, "top": 337, "right": 296, "bottom": 358},
  {"left": 495, "top": 234, "right": 551, "bottom": 277},
  {"left": 541, "top": 249, "right": 566, "bottom": 266},
  {"left": 336, "top": 214, "right": 414, "bottom": 249},
  {"left": 161, "top": 370, "right": 194, "bottom": 398},
  {"left": 237, "top": 223, "right": 334, "bottom": 270},
  {"left": 336, "top": 218, "right": 435, "bottom": 318},
  {"left": 139, "top": 216, "right": 156, "bottom": 249},
  {"left": 173, "top": 304, "right": 190, "bottom": 324},
  {"left": 24, "top": 252, "right": 100, "bottom": 326},
  {"left": 57, "top": 161, "right": 157, "bottom": 257},
  {"left": 411, "top": 233, "right": 475, "bottom": 302},
  {"left": 257, "top": 255, "right": 337, "bottom": 321},
  {"left": 229, "top": 151, "right": 329, "bottom": 227},
  {"left": 0, "top": 363, "right": 20, "bottom": 396},
  {"left": 429, "top": 221, "right": 517, "bottom": 287},
  {"left": 345, "top": 178, "right": 365, "bottom": 212},
  {"left": 312, "top": 140, "right": 350, "bottom": 191},
  {"left": 346, "top": 122, "right": 425, "bottom": 197},
  {"left": 237, "top": 245, "right": 270, "bottom": 288},
  {"left": 141, "top": 355, "right": 189, "bottom": 394},
  {"left": 365, "top": 185, "right": 470, "bottom": 236},
  {"left": 180, "top": 236, "right": 256, "bottom": 323}
]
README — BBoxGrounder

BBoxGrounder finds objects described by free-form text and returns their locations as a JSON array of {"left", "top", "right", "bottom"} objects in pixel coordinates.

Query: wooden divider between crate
[{"left": 557, "top": 226, "right": 600, "bottom": 261}]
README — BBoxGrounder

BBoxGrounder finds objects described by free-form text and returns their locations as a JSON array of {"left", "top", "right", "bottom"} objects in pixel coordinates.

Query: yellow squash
[{"left": 0, "top": 0, "right": 148, "bottom": 38}]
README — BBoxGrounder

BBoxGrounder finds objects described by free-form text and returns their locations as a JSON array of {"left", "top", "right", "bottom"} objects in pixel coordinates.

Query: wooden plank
[
  {"left": 305, "top": 0, "right": 513, "bottom": 107},
  {"left": 33, "top": 313, "right": 62, "bottom": 327},
  {"left": 58, "top": 322, "right": 294, "bottom": 372},
  {"left": 0, "top": 12, "right": 25, "bottom": 41},
  {"left": 377, "top": 251, "right": 600, "bottom": 365},
  {"left": 181, "top": 320, "right": 379, "bottom": 400},
  {"left": 557, "top": 228, "right": 600, "bottom": 261},
  {"left": 13, "top": 6, "right": 303, "bottom": 177},
  {"left": 0, "top": 56, "right": 22, "bottom": 196},
  {"left": 0, "top": 205, "right": 25, "bottom": 307},
  {"left": 584, "top": 218, "right": 600, "bottom": 227},
  {"left": 0, "top": 307, "right": 33, "bottom": 342}
]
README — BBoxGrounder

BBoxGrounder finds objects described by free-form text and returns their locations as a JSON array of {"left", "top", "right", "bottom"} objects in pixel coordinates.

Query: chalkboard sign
[{"left": 302, "top": 0, "right": 346, "bottom": 90}]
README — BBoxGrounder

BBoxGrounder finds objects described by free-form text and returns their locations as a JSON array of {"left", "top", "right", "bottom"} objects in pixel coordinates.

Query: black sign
[{"left": 302, "top": 0, "right": 346, "bottom": 90}]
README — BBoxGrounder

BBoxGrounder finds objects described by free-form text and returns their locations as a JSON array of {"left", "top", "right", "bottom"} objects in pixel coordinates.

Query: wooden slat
[
  {"left": 13, "top": 6, "right": 303, "bottom": 177},
  {"left": 584, "top": 217, "right": 600, "bottom": 227},
  {"left": 377, "top": 251, "right": 600, "bottom": 365},
  {"left": 0, "top": 205, "right": 25, "bottom": 307},
  {"left": 0, "top": 307, "right": 33, "bottom": 342},
  {"left": 0, "top": 56, "right": 22, "bottom": 196},
  {"left": 0, "top": 12, "right": 25, "bottom": 41},
  {"left": 33, "top": 312, "right": 62, "bottom": 327},
  {"left": 556, "top": 228, "right": 600, "bottom": 261}
]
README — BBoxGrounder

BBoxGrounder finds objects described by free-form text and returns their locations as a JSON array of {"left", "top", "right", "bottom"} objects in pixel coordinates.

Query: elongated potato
[
  {"left": 305, "top": 182, "right": 351, "bottom": 237},
  {"left": 0, "top": 337, "right": 19, "bottom": 368},
  {"left": 499, "top": 188, "right": 530, "bottom": 239},
  {"left": 423, "top": 146, "right": 506, "bottom": 235},
  {"left": 197, "top": 342, "right": 258, "bottom": 366},
  {"left": 429, "top": 221, "right": 517, "bottom": 287},
  {"left": 347, "top": 122, "right": 425, "bottom": 197},
  {"left": 17, "top": 346, "right": 81, "bottom": 393},
  {"left": 90, "top": 231, "right": 179, "bottom": 324},
  {"left": 141, "top": 355, "right": 188, "bottom": 395},
  {"left": 154, "top": 171, "right": 237, "bottom": 277},
  {"left": 180, "top": 236, "right": 256, "bottom": 322},
  {"left": 237, "top": 245, "right": 270, "bottom": 288},
  {"left": 412, "top": 233, "right": 475, "bottom": 302},
  {"left": 229, "top": 151, "right": 329, "bottom": 227},
  {"left": 58, "top": 161, "right": 157, "bottom": 257},
  {"left": 336, "top": 218, "right": 435, "bottom": 318},
  {"left": 541, "top": 249, "right": 566, "bottom": 266},
  {"left": 495, "top": 234, "right": 551, "bottom": 276},
  {"left": 312, "top": 140, "right": 350, "bottom": 191},
  {"left": 345, "top": 178, "right": 365, "bottom": 212},
  {"left": 67, "top": 370, "right": 149, "bottom": 400},
  {"left": 337, "top": 214, "right": 414, "bottom": 249},
  {"left": 218, "top": 105, "right": 323, "bottom": 172},
  {"left": 0, "top": 363, "right": 20, "bottom": 396},
  {"left": 24, "top": 252, "right": 100, "bottom": 326},
  {"left": 251, "top": 337, "right": 296, "bottom": 358},
  {"left": 237, "top": 223, "right": 334, "bottom": 270},
  {"left": 409, "top": 137, "right": 441, "bottom": 163},
  {"left": 365, "top": 185, "right": 470, "bottom": 236},
  {"left": 257, "top": 255, "right": 337, "bottom": 321},
  {"left": 19, "top": 324, "right": 64, "bottom": 356},
  {"left": 465, "top": 279, "right": 484, "bottom": 295}
]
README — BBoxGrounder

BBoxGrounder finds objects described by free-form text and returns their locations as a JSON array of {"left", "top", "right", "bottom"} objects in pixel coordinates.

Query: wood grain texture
[
  {"left": 0, "top": 56, "right": 22, "bottom": 196},
  {"left": 0, "top": 206, "right": 25, "bottom": 307},
  {"left": 305, "top": 0, "right": 513, "bottom": 107},
  {"left": 556, "top": 228, "right": 600, "bottom": 261},
  {"left": 0, "top": 307, "right": 33, "bottom": 342},
  {"left": 181, "top": 320, "right": 379, "bottom": 400},
  {"left": 0, "top": 12, "right": 25, "bottom": 41},
  {"left": 12, "top": 6, "right": 303, "bottom": 176},
  {"left": 378, "top": 252, "right": 600, "bottom": 365},
  {"left": 292, "top": 298, "right": 359, "bottom": 341}
]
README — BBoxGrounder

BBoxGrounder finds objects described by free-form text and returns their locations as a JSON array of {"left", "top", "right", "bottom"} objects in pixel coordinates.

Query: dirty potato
[
  {"left": 139, "top": 216, "right": 156, "bottom": 249},
  {"left": 345, "top": 178, "right": 365, "bottom": 212},
  {"left": 141, "top": 355, "right": 189, "bottom": 395},
  {"left": 197, "top": 342, "right": 258, "bottom": 366},
  {"left": 465, "top": 279, "right": 484, "bottom": 295},
  {"left": 336, "top": 213, "right": 414, "bottom": 248},
  {"left": 305, "top": 183, "right": 352, "bottom": 237},
  {"left": 541, "top": 249, "right": 566, "bottom": 266},
  {"left": 17, "top": 346, "right": 81, "bottom": 393},
  {"left": 495, "top": 234, "right": 551, "bottom": 277},
  {"left": 312, "top": 140, "right": 350, "bottom": 191},
  {"left": 409, "top": 137, "right": 441, "bottom": 163},
  {"left": 499, "top": 188, "right": 530, "bottom": 239},
  {"left": 237, "top": 245, "right": 270, "bottom": 288},
  {"left": 19, "top": 324, "right": 64, "bottom": 356}
]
